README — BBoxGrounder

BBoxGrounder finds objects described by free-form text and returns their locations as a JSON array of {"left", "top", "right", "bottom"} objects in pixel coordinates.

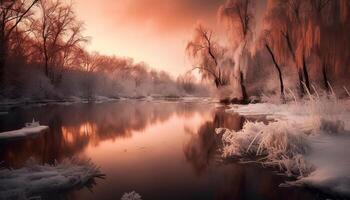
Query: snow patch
[
  {"left": 0, "top": 158, "right": 104, "bottom": 200},
  {"left": 0, "top": 126, "right": 48, "bottom": 140},
  {"left": 217, "top": 120, "right": 313, "bottom": 177},
  {"left": 288, "top": 133, "right": 350, "bottom": 195},
  {"left": 121, "top": 191, "right": 142, "bottom": 200}
]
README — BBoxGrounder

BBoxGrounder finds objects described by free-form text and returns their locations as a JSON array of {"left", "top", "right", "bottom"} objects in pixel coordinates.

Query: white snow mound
[
  {"left": 0, "top": 126, "right": 48, "bottom": 140},
  {"left": 121, "top": 191, "right": 142, "bottom": 200},
  {"left": 0, "top": 158, "right": 104, "bottom": 200}
]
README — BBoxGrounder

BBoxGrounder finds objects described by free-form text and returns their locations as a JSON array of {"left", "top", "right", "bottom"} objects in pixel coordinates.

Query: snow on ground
[
  {"left": 217, "top": 96, "right": 350, "bottom": 196},
  {"left": 0, "top": 96, "right": 119, "bottom": 109},
  {"left": 0, "top": 126, "right": 49, "bottom": 140},
  {"left": 0, "top": 96, "right": 214, "bottom": 110},
  {"left": 289, "top": 133, "right": 350, "bottom": 195},
  {"left": 0, "top": 158, "right": 104, "bottom": 200}
]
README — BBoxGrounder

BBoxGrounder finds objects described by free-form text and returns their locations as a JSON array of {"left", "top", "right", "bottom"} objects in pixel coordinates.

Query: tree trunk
[
  {"left": 265, "top": 44, "right": 285, "bottom": 100},
  {"left": 239, "top": 71, "right": 248, "bottom": 104},
  {"left": 322, "top": 63, "right": 330, "bottom": 92},
  {"left": 0, "top": 39, "right": 7, "bottom": 91},
  {"left": 302, "top": 54, "right": 310, "bottom": 92},
  {"left": 283, "top": 32, "right": 304, "bottom": 96},
  {"left": 298, "top": 69, "right": 304, "bottom": 96},
  {"left": 44, "top": 57, "right": 49, "bottom": 78},
  {"left": 214, "top": 79, "right": 219, "bottom": 88},
  {"left": 43, "top": 38, "right": 49, "bottom": 78}
]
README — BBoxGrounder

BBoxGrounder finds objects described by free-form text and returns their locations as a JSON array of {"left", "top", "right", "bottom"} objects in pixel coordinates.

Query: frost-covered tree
[
  {"left": 262, "top": 31, "right": 285, "bottom": 100},
  {"left": 262, "top": 0, "right": 308, "bottom": 95},
  {"left": 219, "top": 0, "right": 255, "bottom": 103},
  {"left": 306, "top": 0, "right": 350, "bottom": 92},
  {"left": 263, "top": 0, "right": 350, "bottom": 95}
]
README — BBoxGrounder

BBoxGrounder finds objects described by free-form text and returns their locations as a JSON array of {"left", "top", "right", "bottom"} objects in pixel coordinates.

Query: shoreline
[{"left": 0, "top": 95, "right": 214, "bottom": 111}]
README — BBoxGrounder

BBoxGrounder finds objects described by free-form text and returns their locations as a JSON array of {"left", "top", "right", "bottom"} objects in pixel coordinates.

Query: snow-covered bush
[
  {"left": 219, "top": 92, "right": 350, "bottom": 196},
  {"left": 0, "top": 158, "right": 104, "bottom": 200},
  {"left": 217, "top": 120, "right": 313, "bottom": 177},
  {"left": 121, "top": 191, "right": 142, "bottom": 200}
]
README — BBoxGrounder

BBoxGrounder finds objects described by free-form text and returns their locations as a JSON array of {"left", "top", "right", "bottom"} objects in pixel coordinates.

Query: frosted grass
[
  {"left": 218, "top": 92, "right": 350, "bottom": 196},
  {"left": 0, "top": 158, "right": 104, "bottom": 200}
]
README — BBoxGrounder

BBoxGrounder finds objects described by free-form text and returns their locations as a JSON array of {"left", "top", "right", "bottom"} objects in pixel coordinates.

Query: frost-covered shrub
[
  {"left": 217, "top": 120, "right": 313, "bottom": 177},
  {"left": 0, "top": 158, "right": 103, "bottom": 200},
  {"left": 221, "top": 93, "right": 350, "bottom": 196}
]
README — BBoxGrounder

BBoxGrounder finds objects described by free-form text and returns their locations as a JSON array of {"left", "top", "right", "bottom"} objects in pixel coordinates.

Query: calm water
[{"left": 0, "top": 100, "right": 326, "bottom": 200}]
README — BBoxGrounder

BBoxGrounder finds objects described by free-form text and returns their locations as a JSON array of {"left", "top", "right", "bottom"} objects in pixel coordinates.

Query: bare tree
[
  {"left": 177, "top": 73, "right": 196, "bottom": 93},
  {"left": 78, "top": 51, "right": 104, "bottom": 72},
  {"left": 186, "top": 24, "right": 229, "bottom": 88},
  {"left": 34, "top": 0, "right": 87, "bottom": 84},
  {"left": 0, "top": 0, "right": 38, "bottom": 87}
]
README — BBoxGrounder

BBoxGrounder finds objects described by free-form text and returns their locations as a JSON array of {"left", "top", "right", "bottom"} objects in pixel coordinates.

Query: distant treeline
[{"left": 0, "top": 0, "right": 208, "bottom": 100}]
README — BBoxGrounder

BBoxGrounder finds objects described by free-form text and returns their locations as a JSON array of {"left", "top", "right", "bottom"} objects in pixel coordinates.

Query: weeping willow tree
[
  {"left": 218, "top": 0, "right": 255, "bottom": 103},
  {"left": 306, "top": 0, "right": 350, "bottom": 93},
  {"left": 263, "top": 0, "right": 350, "bottom": 95},
  {"left": 261, "top": 30, "right": 286, "bottom": 100},
  {"left": 262, "top": 0, "right": 307, "bottom": 96}
]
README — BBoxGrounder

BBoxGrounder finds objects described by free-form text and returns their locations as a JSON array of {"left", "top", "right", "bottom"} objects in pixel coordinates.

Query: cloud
[
  {"left": 74, "top": 0, "right": 226, "bottom": 76},
  {"left": 101, "top": 0, "right": 225, "bottom": 33}
]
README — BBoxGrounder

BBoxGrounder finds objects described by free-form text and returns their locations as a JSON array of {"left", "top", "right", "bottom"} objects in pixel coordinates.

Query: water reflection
[
  {"left": 182, "top": 108, "right": 320, "bottom": 200},
  {"left": 184, "top": 109, "right": 244, "bottom": 175},
  {"left": 0, "top": 101, "right": 323, "bottom": 200},
  {"left": 0, "top": 101, "right": 210, "bottom": 168}
]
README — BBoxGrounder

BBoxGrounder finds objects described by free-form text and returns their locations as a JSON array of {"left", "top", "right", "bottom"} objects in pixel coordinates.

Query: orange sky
[{"left": 75, "top": 0, "right": 225, "bottom": 77}]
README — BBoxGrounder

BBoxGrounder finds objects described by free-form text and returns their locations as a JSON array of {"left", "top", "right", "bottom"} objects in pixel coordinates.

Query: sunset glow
[
  {"left": 75, "top": 0, "right": 225, "bottom": 76},
  {"left": 1, "top": 0, "right": 350, "bottom": 199}
]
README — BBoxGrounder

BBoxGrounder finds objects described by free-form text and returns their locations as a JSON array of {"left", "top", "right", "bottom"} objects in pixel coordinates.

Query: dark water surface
[{"left": 0, "top": 100, "right": 326, "bottom": 200}]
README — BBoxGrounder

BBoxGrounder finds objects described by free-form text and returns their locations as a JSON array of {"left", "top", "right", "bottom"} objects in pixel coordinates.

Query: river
[{"left": 0, "top": 100, "right": 326, "bottom": 200}]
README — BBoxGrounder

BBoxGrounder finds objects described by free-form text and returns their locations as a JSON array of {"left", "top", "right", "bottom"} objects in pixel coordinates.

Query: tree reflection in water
[
  {"left": 0, "top": 101, "right": 209, "bottom": 168},
  {"left": 0, "top": 102, "right": 321, "bottom": 200},
  {"left": 183, "top": 107, "right": 318, "bottom": 200},
  {"left": 183, "top": 108, "right": 244, "bottom": 175}
]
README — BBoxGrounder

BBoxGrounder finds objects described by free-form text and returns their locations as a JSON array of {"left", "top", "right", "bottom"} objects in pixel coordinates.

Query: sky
[{"left": 75, "top": 0, "right": 226, "bottom": 77}]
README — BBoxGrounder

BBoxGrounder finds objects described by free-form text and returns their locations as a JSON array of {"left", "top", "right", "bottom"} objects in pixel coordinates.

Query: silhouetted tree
[
  {"left": 0, "top": 0, "right": 38, "bottom": 89},
  {"left": 186, "top": 24, "right": 230, "bottom": 88},
  {"left": 34, "top": 0, "right": 87, "bottom": 85}
]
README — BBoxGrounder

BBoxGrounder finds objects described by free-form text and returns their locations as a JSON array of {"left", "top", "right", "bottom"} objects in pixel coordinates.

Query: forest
[
  {"left": 0, "top": 0, "right": 208, "bottom": 102},
  {"left": 186, "top": 0, "right": 350, "bottom": 103},
  {"left": 1, "top": 0, "right": 349, "bottom": 103},
  {"left": 0, "top": 0, "right": 350, "bottom": 200}
]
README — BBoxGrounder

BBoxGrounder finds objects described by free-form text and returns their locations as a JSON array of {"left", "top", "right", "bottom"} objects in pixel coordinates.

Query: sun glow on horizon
[{"left": 74, "top": 0, "right": 225, "bottom": 77}]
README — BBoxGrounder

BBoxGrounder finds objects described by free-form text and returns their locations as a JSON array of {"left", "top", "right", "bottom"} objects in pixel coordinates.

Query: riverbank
[
  {"left": 0, "top": 95, "right": 214, "bottom": 113},
  {"left": 218, "top": 96, "right": 350, "bottom": 197},
  {"left": 0, "top": 100, "right": 325, "bottom": 200}
]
